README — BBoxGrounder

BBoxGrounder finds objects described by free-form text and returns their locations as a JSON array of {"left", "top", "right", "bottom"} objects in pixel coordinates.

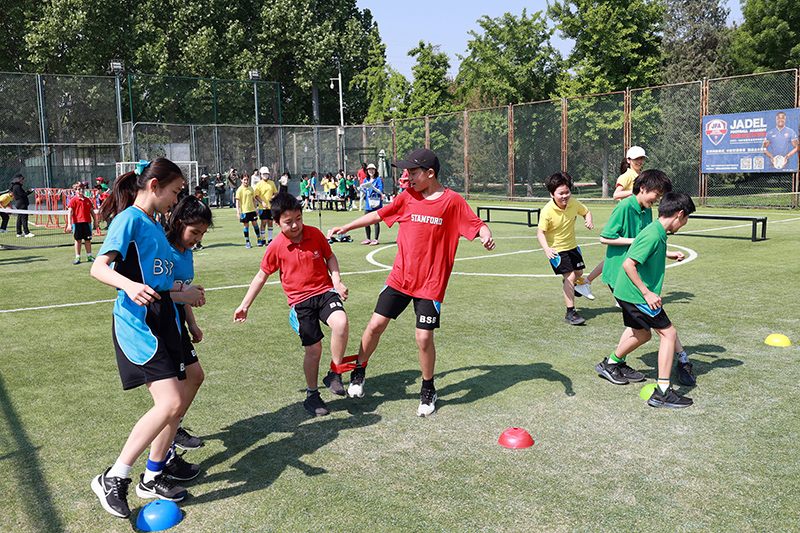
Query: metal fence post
[
  {"left": 561, "top": 97, "right": 568, "bottom": 173},
  {"left": 464, "top": 109, "right": 470, "bottom": 199},
  {"left": 36, "top": 74, "right": 52, "bottom": 188},
  {"left": 508, "top": 104, "right": 515, "bottom": 198}
]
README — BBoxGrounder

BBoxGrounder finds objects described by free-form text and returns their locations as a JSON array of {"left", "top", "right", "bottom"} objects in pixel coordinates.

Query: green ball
[{"left": 639, "top": 383, "right": 657, "bottom": 400}]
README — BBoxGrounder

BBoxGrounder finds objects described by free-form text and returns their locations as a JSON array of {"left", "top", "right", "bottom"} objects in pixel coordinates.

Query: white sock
[
  {"left": 108, "top": 459, "right": 132, "bottom": 479},
  {"left": 676, "top": 350, "right": 689, "bottom": 363}
]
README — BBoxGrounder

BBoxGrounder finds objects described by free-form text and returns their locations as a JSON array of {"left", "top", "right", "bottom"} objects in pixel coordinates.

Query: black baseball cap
[{"left": 392, "top": 148, "right": 440, "bottom": 176}]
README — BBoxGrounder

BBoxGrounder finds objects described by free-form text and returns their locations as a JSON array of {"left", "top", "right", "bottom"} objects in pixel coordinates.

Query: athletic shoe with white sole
[
  {"left": 163, "top": 451, "right": 201, "bottom": 481},
  {"left": 91, "top": 468, "right": 132, "bottom": 518},
  {"left": 574, "top": 278, "right": 595, "bottom": 300},
  {"left": 617, "top": 361, "right": 646, "bottom": 382},
  {"left": 417, "top": 387, "right": 437, "bottom": 417},
  {"left": 136, "top": 473, "right": 188, "bottom": 501},
  {"left": 174, "top": 427, "right": 203, "bottom": 450},
  {"left": 595, "top": 358, "right": 629, "bottom": 385},
  {"left": 564, "top": 309, "right": 586, "bottom": 326},
  {"left": 348, "top": 366, "right": 366, "bottom": 398},
  {"left": 647, "top": 387, "right": 693, "bottom": 408},
  {"left": 322, "top": 370, "right": 346, "bottom": 396}
]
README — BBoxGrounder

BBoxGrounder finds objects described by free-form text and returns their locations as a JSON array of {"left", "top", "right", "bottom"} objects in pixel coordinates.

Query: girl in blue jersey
[
  {"left": 90, "top": 158, "right": 201, "bottom": 518},
  {"left": 162, "top": 196, "right": 213, "bottom": 479}
]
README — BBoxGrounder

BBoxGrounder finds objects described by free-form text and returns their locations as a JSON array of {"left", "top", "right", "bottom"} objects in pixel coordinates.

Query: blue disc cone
[{"left": 136, "top": 500, "right": 183, "bottom": 531}]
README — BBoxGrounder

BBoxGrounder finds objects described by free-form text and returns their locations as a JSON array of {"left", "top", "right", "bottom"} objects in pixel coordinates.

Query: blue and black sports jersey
[
  {"left": 99, "top": 207, "right": 174, "bottom": 291},
  {"left": 171, "top": 243, "right": 194, "bottom": 305}
]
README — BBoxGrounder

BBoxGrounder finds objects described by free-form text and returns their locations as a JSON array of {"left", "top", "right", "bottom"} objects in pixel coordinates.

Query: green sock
[{"left": 608, "top": 353, "right": 624, "bottom": 365}]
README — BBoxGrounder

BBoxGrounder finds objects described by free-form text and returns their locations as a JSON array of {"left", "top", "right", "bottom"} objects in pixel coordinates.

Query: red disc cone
[{"left": 498, "top": 427, "right": 534, "bottom": 449}]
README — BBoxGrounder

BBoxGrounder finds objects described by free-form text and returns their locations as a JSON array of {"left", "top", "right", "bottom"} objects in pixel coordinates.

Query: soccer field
[{"left": 1, "top": 202, "right": 799, "bottom": 532}]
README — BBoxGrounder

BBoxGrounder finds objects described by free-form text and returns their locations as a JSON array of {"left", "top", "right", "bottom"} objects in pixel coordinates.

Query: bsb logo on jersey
[
  {"left": 705, "top": 118, "right": 728, "bottom": 146},
  {"left": 153, "top": 258, "right": 174, "bottom": 277}
]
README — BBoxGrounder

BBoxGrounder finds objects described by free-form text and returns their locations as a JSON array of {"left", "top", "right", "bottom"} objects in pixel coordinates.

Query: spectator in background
[
  {"left": 0, "top": 188, "right": 12, "bottom": 232},
  {"left": 227, "top": 168, "right": 239, "bottom": 207},
  {"left": 199, "top": 174, "right": 209, "bottom": 196},
  {"left": 360, "top": 163, "right": 384, "bottom": 245},
  {"left": 11, "top": 173, "right": 35, "bottom": 237},
  {"left": 68, "top": 182, "right": 99, "bottom": 264},
  {"left": 278, "top": 172, "right": 290, "bottom": 194},
  {"left": 96, "top": 177, "right": 109, "bottom": 192},
  {"left": 213, "top": 172, "right": 225, "bottom": 208}
]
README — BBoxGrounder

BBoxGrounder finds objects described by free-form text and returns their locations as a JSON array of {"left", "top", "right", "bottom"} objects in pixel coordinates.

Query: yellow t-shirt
[
  {"left": 253, "top": 180, "right": 277, "bottom": 209},
  {"left": 236, "top": 186, "right": 257, "bottom": 213},
  {"left": 616, "top": 168, "right": 638, "bottom": 192},
  {"left": 540, "top": 197, "right": 589, "bottom": 252},
  {"left": 0, "top": 192, "right": 12, "bottom": 208}
]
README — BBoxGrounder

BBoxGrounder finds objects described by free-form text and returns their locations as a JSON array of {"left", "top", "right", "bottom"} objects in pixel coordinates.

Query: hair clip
[{"left": 134, "top": 160, "right": 151, "bottom": 175}]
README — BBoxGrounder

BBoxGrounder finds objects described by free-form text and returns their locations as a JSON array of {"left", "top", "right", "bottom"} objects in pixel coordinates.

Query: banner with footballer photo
[{"left": 701, "top": 108, "right": 799, "bottom": 173}]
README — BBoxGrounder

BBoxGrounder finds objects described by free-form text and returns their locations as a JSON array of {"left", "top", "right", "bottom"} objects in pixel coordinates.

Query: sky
[{"left": 356, "top": 0, "right": 744, "bottom": 80}]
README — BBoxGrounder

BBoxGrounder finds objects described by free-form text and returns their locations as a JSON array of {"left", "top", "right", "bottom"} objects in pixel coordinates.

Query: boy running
[
  {"left": 611, "top": 191, "right": 695, "bottom": 408},
  {"left": 235, "top": 193, "right": 349, "bottom": 417},
  {"left": 327, "top": 148, "right": 495, "bottom": 417}
]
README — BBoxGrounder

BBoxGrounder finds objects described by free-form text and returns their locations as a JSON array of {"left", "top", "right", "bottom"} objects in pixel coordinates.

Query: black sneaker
[
  {"left": 348, "top": 366, "right": 366, "bottom": 398},
  {"left": 322, "top": 370, "right": 346, "bottom": 396},
  {"left": 303, "top": 390, "right": 329, "bottom": 416},
  {"left": 194, "top": 243, "right": 204, "bottom": 250},
  {"left": 174, "top": 427, "right": 203, "bottom": 450},
  {"left": 647, "top": 387, "right": 693, "bottom": 408},
  {"left": 564, "top": 309, "right": 586, "bottom": 326},
  {"left": 595, "top": 358, "right": 629, "bottom": 385},
  {"left": 676, "top": 360, "right": 696, "bottom": 386},
  {"left": 91, "top": 468, "right": 132, "bottom": 518},
  {"left": 164, "top": 451, "right": 201, "bottom": 481},
  {"left": 617, "top": 361, "right": 646, "bottom": 382},
  {"left": 136, "top": 473, "right": 188, "bottom": 501},
  {"left": 417, "top": 387, "right": 437, "bottom": 417}
]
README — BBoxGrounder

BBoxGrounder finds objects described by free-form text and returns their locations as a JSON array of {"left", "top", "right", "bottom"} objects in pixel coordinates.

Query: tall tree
[
  {"left": 457, "top": 9, "right": 563, "bottom": 107},
  {"left": 350, "top": 25, "right": 410, "bottom": 123},
  {"left": 728, "top": 0, "right": 800, "bottom": 73},
  {"left": 404, "top": 41, "right": 453, "bottom": 118},
  {"left": 661, "top": 0, "right": 732, "bottom": 83},
  {"left": 549, "top": 0, "right": 663, "bottom": 95}
]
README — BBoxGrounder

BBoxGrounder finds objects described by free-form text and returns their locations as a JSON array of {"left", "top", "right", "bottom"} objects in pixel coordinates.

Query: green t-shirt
[
  {"left": 600, "top": 195, "right": 652, "bottom": 287},
  {"left": 300, "top": 180, "right": 309, "bottom": 195},
  {"left": 613, "top": 220, "right": 668, "bottom": 305},
  {"left": 337, "top": 179, "right": 347, "bottom": 196}
]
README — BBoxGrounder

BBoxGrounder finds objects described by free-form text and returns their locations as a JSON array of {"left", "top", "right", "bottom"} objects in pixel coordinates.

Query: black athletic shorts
[
  {"left": 289, "top": 290, "right": 346, "bottom": 346},
  {"left": 177, "top": 304, "right": 199, "bottom": 366},
  {"left": 549, "top": 247, "right": 585, "bottom": 275},
  {"left": 617, "top": 298, "right": 672, "bottom": 331},
  {"left": 240, "top": 211, "right": 257, "bottom": 223},
  {"left": 374, "top": 285, "right": 441, "bottom": 330},
  {"left": 114, "top": 292, "right": 186, "bottom": 390},
  {"left": 73, "top": 222, "right": 92, "bottom": 241},
  {"left": 258, "top": 208, "right": 273, "bottom": 221}
]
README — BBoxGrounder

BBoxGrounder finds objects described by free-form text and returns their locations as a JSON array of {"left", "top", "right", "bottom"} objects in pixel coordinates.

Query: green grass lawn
[{"left": 1, "top": 202, "right": 799, "bottom": 532}]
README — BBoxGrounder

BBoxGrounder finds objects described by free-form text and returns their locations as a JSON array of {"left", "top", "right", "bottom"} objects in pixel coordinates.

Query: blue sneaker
[{"left": 245, "top": 242, "right": 252, "bottom": 248}]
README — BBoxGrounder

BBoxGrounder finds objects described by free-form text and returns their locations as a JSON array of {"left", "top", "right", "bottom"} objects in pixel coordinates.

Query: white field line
[{"left": 5, "top": 217, "right": 798, "bottom": 314}]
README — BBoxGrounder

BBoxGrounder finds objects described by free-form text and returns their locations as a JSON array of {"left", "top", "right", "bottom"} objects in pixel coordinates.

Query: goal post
[{"left": 115, "top": 161, "right": 200, "bottom": 187}]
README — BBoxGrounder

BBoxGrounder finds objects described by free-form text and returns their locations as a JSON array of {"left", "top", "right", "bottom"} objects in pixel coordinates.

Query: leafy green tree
[
  {"left": 1, "top": 0, "right": 43, "bottom": 72},
  {"left": 660, "top": 0, "right": 732, "bottom": 83},
  {"left": 457, "top": 9, "right": 563, "bottom": 107},
  {"left": 549, "top": 0, "right": 663, "bottom": 95},
  {"left": 403, "top": 41, "right": 453, "bottom": 117},
  {"left": 728, "top": 0, "right": 800, "bottom": 73}
]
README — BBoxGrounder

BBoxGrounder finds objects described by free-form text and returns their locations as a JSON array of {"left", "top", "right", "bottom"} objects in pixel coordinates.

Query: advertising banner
[{"left": 702, "top": 109, "right": 799, "bottom": 173}]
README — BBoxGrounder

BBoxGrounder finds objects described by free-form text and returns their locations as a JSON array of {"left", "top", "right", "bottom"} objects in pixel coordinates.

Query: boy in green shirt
[{"left": 610, "top": 191, "right": 695, "bottom": 408}]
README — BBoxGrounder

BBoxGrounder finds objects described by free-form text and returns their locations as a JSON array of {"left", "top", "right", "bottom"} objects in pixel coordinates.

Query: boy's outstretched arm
[
  {"left": 326, "top": 253, "right": 348, "bottom": 301},
  {"left": 622, "top": 257, "right": 661, "bottom": 310},
  {"left": 327, "top": 211, "right": 382, "bottom": 238},
  {"left": 537, "top": 228, "right": 557, "bottom": 259},
  {"left": 479, "top": 225, "right": 495, "bottom": 250},
  {"left": 234, "top": 269, "right": 270, "bottom": 322},
  {"left": 584, "top": 209, "right": 594, "bottom": 230}
]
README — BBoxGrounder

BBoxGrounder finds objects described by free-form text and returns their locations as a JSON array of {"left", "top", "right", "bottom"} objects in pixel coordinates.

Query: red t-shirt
[
  {"left": 260, "top": 225, "right": 334, "bottom": 306},
  {"left": 378, "top": 188, "right": 485, "bottom": 302},
  {"left": 68, "top": 195, "right": 94, "bottom": 223},
  {"left": 357, "top": 169, "right": 368, "bottom": 185}
]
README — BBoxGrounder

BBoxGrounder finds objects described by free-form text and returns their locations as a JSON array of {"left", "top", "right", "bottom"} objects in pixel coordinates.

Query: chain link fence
[{"left": 2, "top": 69, "right": 798, "bottom": 207}]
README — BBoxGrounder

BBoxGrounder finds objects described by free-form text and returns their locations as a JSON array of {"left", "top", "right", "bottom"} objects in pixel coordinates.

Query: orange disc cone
[{"left": 498, "top": 427, "right": 534, "bottom": 449}]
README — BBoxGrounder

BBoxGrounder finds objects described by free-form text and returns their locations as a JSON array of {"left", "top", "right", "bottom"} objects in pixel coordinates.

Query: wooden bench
[
  {"left": 477, "top": 206, "right": 540, "bottom": 227},
  {"left": 689, "top": 214, "right": 767, "bottom": 241}
]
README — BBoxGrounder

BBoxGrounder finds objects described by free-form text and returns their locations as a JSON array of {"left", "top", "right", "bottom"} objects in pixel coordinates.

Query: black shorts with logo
[{"left": 374, "top": 285, "right": 441, "bottom": 330}]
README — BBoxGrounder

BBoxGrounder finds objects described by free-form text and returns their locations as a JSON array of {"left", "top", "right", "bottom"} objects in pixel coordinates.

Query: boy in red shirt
[
  {"left": 234, "top": 192, "right": 350, "bottom": 417},
  {"left": 67, "top": 182, "right": 99, "bottom": 264},
  {"left": 328, "top": 148, "right": 495, "bottom": 417}
]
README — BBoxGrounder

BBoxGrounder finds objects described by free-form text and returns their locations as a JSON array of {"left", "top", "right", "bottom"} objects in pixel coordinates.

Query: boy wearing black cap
[{"left": 328, "top": 148, "right": 495, "bottom": 417}]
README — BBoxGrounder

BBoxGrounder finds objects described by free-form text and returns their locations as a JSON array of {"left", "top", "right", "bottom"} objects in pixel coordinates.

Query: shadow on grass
[
  {"left": 0, "top": 254, "right": 47, "bottom": 265},
  {"left": 185, "top": 403, "right": 381, "bottom": 505},
  {"left": 0, "top": 373, "right": 63, "bottom": 532},
  {"left": 638, "top": 343, "right": 739, "bottom": 382}
]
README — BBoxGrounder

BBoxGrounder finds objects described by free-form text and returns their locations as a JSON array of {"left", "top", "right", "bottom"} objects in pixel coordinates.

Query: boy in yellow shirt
[{"left": 537, "top": 171, "right": 594, "bottom": 325}]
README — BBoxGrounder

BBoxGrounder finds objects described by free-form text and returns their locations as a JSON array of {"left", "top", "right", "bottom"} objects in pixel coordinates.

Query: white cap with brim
[
  {"left": 259, "top": 166, "right": 269, "bottom": 175},
  {"left": 626, "top": 146, "right": 647, "bottom": 159}
]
